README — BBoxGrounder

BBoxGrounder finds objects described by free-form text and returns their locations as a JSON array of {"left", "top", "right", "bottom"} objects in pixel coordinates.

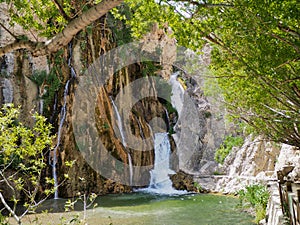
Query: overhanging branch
[
  {"left": 33, "top": 0, "right": 124, "bottom": 56},
  {"left": 0, "top": 40, "right": 38, "bottom": 57},
  {"left": 171, "top": 0, "right": 234, "bottom": 8},
  {"left": 0, "top": 0, "right": 124, "bottom": 57}
]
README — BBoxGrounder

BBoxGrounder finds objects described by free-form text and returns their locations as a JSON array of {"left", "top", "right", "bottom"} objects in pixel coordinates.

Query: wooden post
[
  {"left": 277, "top": 171, "right": 285, "bottom": 214},
  {"left": 287, "top": 180, "right": 292, "bottom": 192},
  {"left": 297, "top": 190, "right": 300, "bottom": 224},
  {"left": 277, "top": 171, "right": 284, "bottom": 184}
]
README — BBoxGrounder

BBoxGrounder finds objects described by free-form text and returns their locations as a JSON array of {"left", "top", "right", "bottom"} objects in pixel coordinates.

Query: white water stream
[
  {"left": 110, "top": 97, "right": 127, "bottom": 147},
  {"left": 51, "top": 80, "right": 70, "bottom": 199},
  {"left": 143, "top": 133, "right": 185, "bottom": 195},
  {"left": 110, "top": 97, "right": 133, "bottom": 185},
  {"left": 50, "top": 43, "right": 76, "bottom": 199},
  {"left": 169, "top": 72, "right": 184, "bottom": 116}
]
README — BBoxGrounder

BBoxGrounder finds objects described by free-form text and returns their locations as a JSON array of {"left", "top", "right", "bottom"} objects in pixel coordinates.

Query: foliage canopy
[
  {"left": 0, "top": 0, "right": 299, "bottom": 146},
  {"left": 121, "top": 0, "right": 300, "bottom": 146}
]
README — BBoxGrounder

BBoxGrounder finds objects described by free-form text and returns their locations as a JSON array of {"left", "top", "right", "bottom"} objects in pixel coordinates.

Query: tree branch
[
  {"left": 172, "top": 0, "right": 234, "bottom": 8},
  {"left": 278, "top": 23, "right": 300, "bottom": 38},
  {"left": 51, "top": 0, "right": 71, "bottom": 21},
  {"left": 0, "top": 22, "right": 18, "bottom": 39},
  {"left": 0, "top": 0, "right": 124, "bottom": 57},
  {"left": 0, "top": 192, "right": 20, "bottom": 224},
  {"left": 0, "top": 40, "right": 38, "bottom": 57},
  {"left": 33, "top": 0, "right": 124, "bottom": 56},
  {"left": 270, "top": 32, "right": 300, "bottom": 53}
]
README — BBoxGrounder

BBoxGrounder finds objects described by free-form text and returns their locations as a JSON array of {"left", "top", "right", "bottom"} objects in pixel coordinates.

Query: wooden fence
[{"left": 277, "top": 168, "right": 300, "bottom": 225}]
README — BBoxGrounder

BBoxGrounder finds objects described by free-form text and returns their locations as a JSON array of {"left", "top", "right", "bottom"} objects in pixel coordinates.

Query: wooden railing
[{"left": 277, "top": 167, "right": 300, "bottom": 225}]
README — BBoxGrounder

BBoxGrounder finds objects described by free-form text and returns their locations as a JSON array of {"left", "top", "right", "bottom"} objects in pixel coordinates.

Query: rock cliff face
[
  {"left": 0, "top": 4, "right": 229, "bottom": 198},
  {"left": 275, "top": 143, "right": 300, "bottom": 180},
  {"left": 171, "top": 45, "right": 226, "bottom": 176},
  {"left": 214, "top": 135, "right": 280, "bottom": 193},
  {"left": 0, "top": 3, "right": 48, "bottom": 122}
]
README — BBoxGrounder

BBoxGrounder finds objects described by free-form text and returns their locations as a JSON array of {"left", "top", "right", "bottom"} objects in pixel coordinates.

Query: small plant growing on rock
[
  {"left": 214, "top": 135, "right": 244, "bottom": 164},
  {"left": 237, "top": 184, "right": 270, "bottom": 224},
  {"left": 193, "top": 182, "right": 203, "bottom": 192}
]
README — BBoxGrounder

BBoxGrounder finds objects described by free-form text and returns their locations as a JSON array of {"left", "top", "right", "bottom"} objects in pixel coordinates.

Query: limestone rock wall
[
  {"left": 0, "top": 3, "right": 48, "bottom": 121},
  {"left": 214, "top": 135, "right": 280, "bottom": 193},
  {"left": 57, "top": 20, "right": 178, "bottom": 196},
  {"left": 171, "top": 46, "right": 226, "bottom": 175}
]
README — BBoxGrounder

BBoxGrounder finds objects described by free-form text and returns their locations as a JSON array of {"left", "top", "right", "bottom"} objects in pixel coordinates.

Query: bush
[
  {"left": 238, "top": 184, "right": 270, "bottom": 224},
  {"left": 0, "top": 104, "right": 55, "bottom": 224},
  {"left": 214, "top": 135, "right": 244, "bottom": 164}
]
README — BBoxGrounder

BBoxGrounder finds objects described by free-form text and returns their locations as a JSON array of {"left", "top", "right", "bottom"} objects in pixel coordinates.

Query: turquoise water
[
  {"left": 34, "top": 193, "right": 255, "bottom": 225},
  {"left": 52, "top": 193, "right": 254, "bottom": 225}
]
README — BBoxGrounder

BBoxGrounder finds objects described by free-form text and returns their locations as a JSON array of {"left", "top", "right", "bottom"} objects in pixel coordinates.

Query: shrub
[{"left": 238, "top": 184, "right": 270, "bottom": 224}]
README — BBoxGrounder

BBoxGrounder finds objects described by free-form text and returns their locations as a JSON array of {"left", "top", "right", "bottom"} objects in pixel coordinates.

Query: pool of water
[{"left": 35, "top": 193, "right": 255, "bottom": 225}]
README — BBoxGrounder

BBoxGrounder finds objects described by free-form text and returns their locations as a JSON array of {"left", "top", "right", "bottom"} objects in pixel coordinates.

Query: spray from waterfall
[{"left": 110, "top": 97, "right": 133, "bottom": 185}]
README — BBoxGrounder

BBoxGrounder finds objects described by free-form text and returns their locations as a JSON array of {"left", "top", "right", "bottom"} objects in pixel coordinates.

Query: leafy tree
[
  {"left": 0, "top": 0, "right": 298, "bottom": 147},
  {"left": 120, "top": 0, "right": 300, "bottom": 146},
  {"left": 0, "top": 104, "right": 55, "bottom": 225}
]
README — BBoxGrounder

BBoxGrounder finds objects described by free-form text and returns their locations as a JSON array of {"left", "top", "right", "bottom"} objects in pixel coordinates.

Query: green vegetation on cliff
[{"left": 215, "top": 135, "right": 244, "bottom": 164}]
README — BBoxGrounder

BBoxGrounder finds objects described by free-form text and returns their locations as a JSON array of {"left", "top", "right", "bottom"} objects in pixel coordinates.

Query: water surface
[{"left": 31, "top": 193, "right": 255, "bottom": 225}]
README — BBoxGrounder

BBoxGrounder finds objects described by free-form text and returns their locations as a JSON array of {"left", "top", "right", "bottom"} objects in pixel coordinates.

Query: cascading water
[
  {"left": 169, "top": 72, "right": 184, "bottom": 116},
  {"left": 143, "top": 133, "right": 185, "bottom": 195},
  {"left": 39, "top": 98, "right": 44, "bottom": 115},
  {"left": 50, "top": 80, "right": 70, "bottom": 199},
  {"left": 50, "top": 92, "right": 58, "bottom": 124},
  {"left": 127, "top": 153, "right": 133, "bottom": 186},
  {"left": 110, "top": 97, "right": 133, "bottom": 185},
  {"left": 110, "top": 97, "right": 126, "bottom": 147},
  {"left": 50, "top": 43, "right": 76, "bottom": 199},
  {"left": 68, "top": 43, "right": 77, "bottom": 79}
]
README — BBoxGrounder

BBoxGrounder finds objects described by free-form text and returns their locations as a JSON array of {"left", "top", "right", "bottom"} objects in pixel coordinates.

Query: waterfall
[
  {"left": 2, "top": 78, "right": 13, "bottom": 103},
  {"left": 50, "top": 92, "right": 58, "bottom": 124},
  {"left": 50, "top": 43, "right": 75, "bottom": 199},
  {"left": 169, "top": 72, "right": 184, "bottom": 116},
  {"left": 68, "top": 43, "right": 77, "bottom": 79},
  {"left": 164, "top": 108, "right": 170, "bottom": 132},
  {"left": 39, "top": 99, "right": 43, "bottom": 115},
  {"left": 134, "top": 114, "right": 145, "bottom": 139},
  {"left": 50, "top": 80, "right": 70, "bottom": 199},
  {"left": 128, "top": 153, "right": 133, "bottom": 186},
  {"left": 143, "top": 133, "right": 185, "bottom": 195},
  {"left": 110, "top": 97, "right": 126, "bottom": 147},
  {"left": 110, "top": 97, "right": 134, "bottom": 185}
]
